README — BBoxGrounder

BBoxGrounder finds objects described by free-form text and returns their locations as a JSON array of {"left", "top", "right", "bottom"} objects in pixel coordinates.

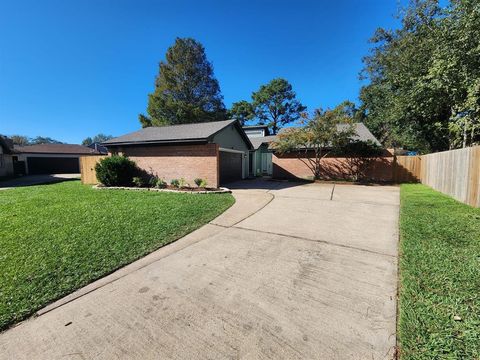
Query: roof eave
[{"left": 103, "top": 138, "right": 209, "bottom": 147}]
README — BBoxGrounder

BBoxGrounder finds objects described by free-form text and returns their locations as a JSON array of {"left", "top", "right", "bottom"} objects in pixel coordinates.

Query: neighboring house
[
  {"left": 87, "top": 142, "right": 108, "bottom": 154},
  {"left": 15, "top": 143, "right": 101, "bottom": 175},
  {"left": 0, "top": 136, "right": 15, "bottom": 178},
  {"left": 242, "top": 125, "right": 276, "bottom": 176},
  {"left": 103, "top": 119, "right": 253, "bottom": 187},
  {"left": 273, "top": 123, "right": 391, "bottom": 181}
]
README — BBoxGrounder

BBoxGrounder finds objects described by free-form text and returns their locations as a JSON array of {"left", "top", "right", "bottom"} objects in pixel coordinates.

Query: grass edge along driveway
[
  {"left": 398, "top": 184, "right": 480, "bottom": 359},
  {"left": 0, "top": 181, "right": 234, "bottom": 331}
]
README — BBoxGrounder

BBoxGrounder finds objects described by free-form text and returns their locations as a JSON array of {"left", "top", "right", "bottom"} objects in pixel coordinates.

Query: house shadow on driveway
[{"left": 224, "top": 177, "right": 309, "bottom": 191}]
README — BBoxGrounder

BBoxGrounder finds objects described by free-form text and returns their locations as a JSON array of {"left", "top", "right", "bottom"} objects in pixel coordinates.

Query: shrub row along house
[{"left": 99, "top": 119, "right": 388, "bottom": 187}]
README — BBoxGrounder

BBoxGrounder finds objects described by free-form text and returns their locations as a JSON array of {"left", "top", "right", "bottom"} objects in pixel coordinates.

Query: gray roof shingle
[
  {"left": 278, "top": 123, "right": 381, "bottom": 146},
  {"left": 104, "top": 119, "right": 238, "bottom": 145},
  {"left": 14, "top": 143, "right": 101, "bottom": 155},
  {"left": 249, "top": 135, "right": 277, "bottom": 150}
]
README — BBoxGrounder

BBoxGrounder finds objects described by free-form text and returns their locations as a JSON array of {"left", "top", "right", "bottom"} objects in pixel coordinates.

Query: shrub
[
  {"left": 148, "top": 175, "right": 158, "bottom": 188},
  {"left": 194, "top": 178, "right": 208, "bottom": 188},
  {"left": 179, "top": 178, "right": 188, "bottom": 187},
  {"left": 155, "top": 178, "right": 167, "bottom": 189},
  {"left": 95, "top": 155, "right": 139, "bottom": 187},
  {"left": 170, "top": 179, "right": 180, "bottom": 188},
  {"left": 132, "top": 177, "right": 145, "bottom": 187}
]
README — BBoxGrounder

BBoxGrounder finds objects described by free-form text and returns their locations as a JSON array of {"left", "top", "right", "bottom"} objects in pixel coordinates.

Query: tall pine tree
[{"left": 140, "top": 38, "right": 226, "bottom": 127}]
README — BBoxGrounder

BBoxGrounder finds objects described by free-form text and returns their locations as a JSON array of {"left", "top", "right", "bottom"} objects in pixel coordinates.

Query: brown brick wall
[
  {"left": 112, "top": 143, "right": 219, "bottom": 187},
  {"left": 273, "top": 152, "right": 394, "bottom": 182}
]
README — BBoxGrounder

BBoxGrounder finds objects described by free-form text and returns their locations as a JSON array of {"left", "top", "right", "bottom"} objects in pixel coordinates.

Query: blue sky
[{"left": 0, "top": 0, "right": 403, "bottom": 144}]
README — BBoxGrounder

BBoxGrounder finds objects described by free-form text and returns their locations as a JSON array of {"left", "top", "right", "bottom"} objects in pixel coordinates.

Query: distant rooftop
[
  {"left": 15, "top": 143, "right": 101, "bottom": 155},
  {"left": 278, "top": 123, "right": 381, "bottom": 146},
  {"left": 249, "top": 135, "right": 277, "bottom": 150}
]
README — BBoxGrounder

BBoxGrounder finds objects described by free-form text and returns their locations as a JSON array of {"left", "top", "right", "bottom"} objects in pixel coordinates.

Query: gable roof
[
  {"left": 339, "top": 123, "right": 381, "bottom": 145},
  {"left": 104, "top": 119, "right": 253, "bottom": 149},
  {"left": 243, "top": 125, "right": 271, "bottom": 136},
  {"left": 15, "top": 143, "right": 101, "bottom": 155},
  {"left": 87, "top": 142, "right": 108, "bottom": 154},
  {"left": 250, "top": 135, "right": 277, "bottom": 150},
  {"left": 278, "top": 123, "right": 381, "bottom": 146}
]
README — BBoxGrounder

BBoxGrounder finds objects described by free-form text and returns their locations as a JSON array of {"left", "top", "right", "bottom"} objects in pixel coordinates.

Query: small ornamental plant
[
  {"left": 179, "top": 178, "right": 188, "bottom": 187},
  {"left": 170, "top": 179, "right": 180, "bottom": 188},
  {"left": 155, "top": 178, "right": 167, "bottom": 189},
  {"left": 132, "top": 177, "right": 145, "bottom": 187},
  {"left": 194, "top": 178, "right": 208, "bottom": 188}
]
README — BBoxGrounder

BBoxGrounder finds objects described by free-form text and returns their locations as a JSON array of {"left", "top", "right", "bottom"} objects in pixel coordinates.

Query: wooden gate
[{"left": 80, "top": 155, "right": 106, "bottom": 184}]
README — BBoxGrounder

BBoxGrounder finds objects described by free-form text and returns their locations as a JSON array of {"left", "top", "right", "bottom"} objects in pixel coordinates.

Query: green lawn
[
  {"left": 399, "top": 184, "right": 480, "bottom": 359},
  {"left": 0, "top": 181, "right": 234, "bottom": 331}
]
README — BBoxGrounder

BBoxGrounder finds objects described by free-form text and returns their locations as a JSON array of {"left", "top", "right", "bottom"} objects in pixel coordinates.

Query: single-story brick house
[
  {"left": 15, "top": 143, "right": 101, "bottom": 175},
  {"left": 103, "top": 119, "right": 253, "bottom": 187}
]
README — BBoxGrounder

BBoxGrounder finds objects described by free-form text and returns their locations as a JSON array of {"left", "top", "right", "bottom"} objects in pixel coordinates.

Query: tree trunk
[{"left": 463, "top": 118, "right": 468, "bottom": 148}]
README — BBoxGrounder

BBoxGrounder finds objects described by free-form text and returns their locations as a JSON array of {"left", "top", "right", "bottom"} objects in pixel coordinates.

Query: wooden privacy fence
[
  {"left": 395, "top": 146, "right": 480, "bottom": 207},
  {"left": 80, "top": 155, "right": 106, "bottom": 185}
]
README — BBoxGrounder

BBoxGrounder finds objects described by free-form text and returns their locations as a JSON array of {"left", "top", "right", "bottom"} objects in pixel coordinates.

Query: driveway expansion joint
[{"left": 231, "top": 225, "right": 397, "bottom": 258}]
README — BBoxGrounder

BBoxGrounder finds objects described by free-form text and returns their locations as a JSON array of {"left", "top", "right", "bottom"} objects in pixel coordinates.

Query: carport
[
  {"left": 14, "top": 144, "right": 101, "bottom": 175},
  {"left": 27, "top": 157, "right": 80, "bottom": 175}
]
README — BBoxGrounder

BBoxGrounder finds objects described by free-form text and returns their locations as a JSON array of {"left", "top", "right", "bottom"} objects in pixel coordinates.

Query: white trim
[{"left": 219, "top": 147, "right": 245, "bottom": 154}]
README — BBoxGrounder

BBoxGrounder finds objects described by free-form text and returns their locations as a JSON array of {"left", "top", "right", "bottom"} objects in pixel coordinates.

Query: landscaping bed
[
  {"left": 0, "top": 181, "right": 234, "bottom": 331},
  {"left": 94, "top": 184, "right": 230, "bottom": 194},
  {"left": 399, "top": 184, "right": 480, "bottom": 359}
]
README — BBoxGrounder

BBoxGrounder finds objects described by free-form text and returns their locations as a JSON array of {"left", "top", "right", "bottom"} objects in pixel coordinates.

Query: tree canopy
[
  {"left": 81, "top": 134, "right": 113, "bottom": 146},
  {"left": 273, "top": 103, "right": 355, "bottom": 179},
  {"left": 227, "top": 100, "right": 254, "bottom": 126},
  {"left": 228, "top": 78, "right": 306, "bottom": 134},
  {"left": 251, "top": 78, "right": 306, "bottom": 135},
  {"left": 10, "top": 135, "right": 62, "bottom": 146},
  {"left": 359, "top": 0, "right": 480, "bottom": 152},
  {"left": 140, "top": 37, "right": 226, "bottom": 127}
]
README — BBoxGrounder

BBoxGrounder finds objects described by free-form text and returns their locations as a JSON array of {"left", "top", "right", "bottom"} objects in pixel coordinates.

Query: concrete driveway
[{"left": 0, "top": 180, "right": 399, "bottom": 360}]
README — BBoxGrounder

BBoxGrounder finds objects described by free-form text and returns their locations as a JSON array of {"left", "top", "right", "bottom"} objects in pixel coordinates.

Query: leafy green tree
[
  {"left": 140, "top": 37, "right": 226, "bottom": 127},
  {"left": 10, "top": 135, "right": 30, "bottom": 146},
  {"left": 359, "top": 0, "right": 480, "bottom": 151},
  {"left": 251, "top": 78, "right": 306, "bottom": 135},
  {"left": 273, "top": 104, "right": 355, "bottom": 179},
  {"left": 227, "top": 100, "right": 254, "bottom": 125},
  {"left": 81, "top": 137, "right": 93, "bottom": 146},
  {"left": 82, "top": 134, "right": 113, "bottom": 146},
  {"left": 30, "top": 136, "right": 62, "bottom": 145}
]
